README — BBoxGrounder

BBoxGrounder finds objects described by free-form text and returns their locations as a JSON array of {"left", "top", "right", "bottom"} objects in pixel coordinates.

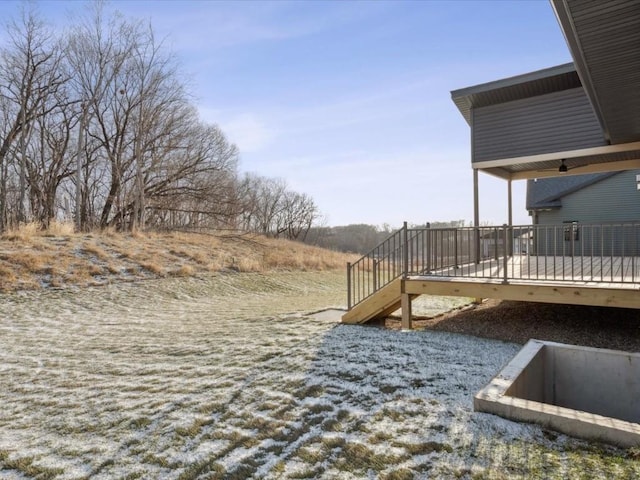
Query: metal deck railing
[{"left": 347, "top": 221, "right": 640, "bottom": 309}]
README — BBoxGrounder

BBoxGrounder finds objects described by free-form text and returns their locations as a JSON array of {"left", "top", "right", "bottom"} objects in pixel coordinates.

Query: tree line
[
  {"left": 0, "top": 4, "right": 320, "bottom": 238},
  {"left": 304, "top": 220, "right": 468, "bottom": 254}
]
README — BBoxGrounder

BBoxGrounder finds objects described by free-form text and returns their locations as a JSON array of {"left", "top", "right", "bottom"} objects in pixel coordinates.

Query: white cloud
[{"left": 218, "top": 113, "right": 276, "bottom": 153}]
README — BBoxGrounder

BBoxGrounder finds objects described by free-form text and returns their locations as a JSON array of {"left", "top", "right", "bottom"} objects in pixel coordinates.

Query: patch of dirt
[{"left": 383, "top": 299, "right": 640, "bottom": 352}]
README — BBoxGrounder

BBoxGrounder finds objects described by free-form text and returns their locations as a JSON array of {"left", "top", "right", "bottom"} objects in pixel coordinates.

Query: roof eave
[
  {"left": 450, "top": 63, "right": 577, "bottom": 125},
  {"left": 550, "top": 0, "right": 611, "bottom": 143},
  {"left": 450, "top": 62, "right": 575, "bottom": 99}
]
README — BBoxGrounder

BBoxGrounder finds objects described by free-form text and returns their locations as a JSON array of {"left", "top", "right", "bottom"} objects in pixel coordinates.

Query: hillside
[{"left": 0, "top": 222, "right": 356, "bottom": 292}]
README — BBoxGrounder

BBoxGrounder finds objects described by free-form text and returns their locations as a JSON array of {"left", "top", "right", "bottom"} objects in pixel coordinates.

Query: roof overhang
[
  {"left": 551, "top": 0, "right": 640, "bottom": 145},
  {"left": 451, "top": 63, "right": 578, "bottom": 126}
]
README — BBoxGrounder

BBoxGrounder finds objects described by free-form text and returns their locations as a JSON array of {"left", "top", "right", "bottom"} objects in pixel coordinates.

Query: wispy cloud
[
  {"left": 220, "top": 113, "right": 275, "bottom": 153},
  {"left": 136, "top": 1, "right": 388, "bottom": 52}
]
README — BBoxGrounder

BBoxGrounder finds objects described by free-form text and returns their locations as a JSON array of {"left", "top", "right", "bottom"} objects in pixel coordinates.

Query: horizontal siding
[
  {"left": 538, "top": 170, "right": 640, "bottom": 224},
  {"left": 568, "top": 0, "right": 640, "bottom": 144},
  {"left": 536, "top": 170, "right": 640, "bottom": 256},
  {"left": 472, "top": 88, "right": 606, "bottom": 163}
]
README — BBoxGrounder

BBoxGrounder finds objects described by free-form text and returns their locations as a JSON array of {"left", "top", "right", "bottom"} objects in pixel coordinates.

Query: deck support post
[
  {"left": 507, "top": 179, "right": 513, "bottom": 256},
  {"left": 502, "top": 224, "right": 509, "bottom": 284},
  {"left": 507, "top": 179, "right": 513, "bottom": 226},
  {"left": 473, "top": 168, "right": 480, "bottom": 263},
  {"left": 401, "top": 280, "right": 412, "bottom": 330}
]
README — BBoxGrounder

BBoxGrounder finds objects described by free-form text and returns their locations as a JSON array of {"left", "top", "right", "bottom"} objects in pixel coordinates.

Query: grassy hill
[{"left": 0, "top": 222, "right": 356, "bottom": 292}]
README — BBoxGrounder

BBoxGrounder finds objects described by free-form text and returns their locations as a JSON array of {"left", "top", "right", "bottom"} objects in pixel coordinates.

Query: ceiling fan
[
  {"left": 536, "top": 159, "right": 575, "bottom": 174},
  {"left": 558, "top": 159, "right": 569, "bottom": 173}
]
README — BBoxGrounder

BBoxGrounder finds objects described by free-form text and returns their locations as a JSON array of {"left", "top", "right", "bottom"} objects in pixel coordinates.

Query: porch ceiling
[{"left": 477, "top": 143, "right": 640, "bottom": 180}]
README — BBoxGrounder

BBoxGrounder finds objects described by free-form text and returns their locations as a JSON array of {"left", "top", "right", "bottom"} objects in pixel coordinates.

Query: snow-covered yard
[{"left": 0, "top": 272, "right": 637, "bottom": 479}]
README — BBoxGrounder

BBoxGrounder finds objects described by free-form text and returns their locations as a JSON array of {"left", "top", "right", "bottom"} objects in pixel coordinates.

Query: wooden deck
[{"left": 342, "top": 255, "right": 640, "bottom": 325}]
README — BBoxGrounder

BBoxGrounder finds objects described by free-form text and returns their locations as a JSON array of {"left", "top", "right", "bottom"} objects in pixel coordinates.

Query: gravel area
[{"left": 384, "top": 299, "right": 640, "bottom": 353}]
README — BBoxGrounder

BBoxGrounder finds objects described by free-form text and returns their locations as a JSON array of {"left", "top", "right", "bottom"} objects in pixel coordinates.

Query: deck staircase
[
  {"left": 342, "top": 222, "right": 447, "bottom": 324},
  {"left": 342, "top": 278, "right": 403, "bottom": 324}
]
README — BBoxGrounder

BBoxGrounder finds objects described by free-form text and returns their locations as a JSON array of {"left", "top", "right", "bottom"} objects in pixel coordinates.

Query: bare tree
[
  {"left": 0, "top": 7, "right": 67, "bottom": 228},
  {"left": 66, "top": 4, "right": 137, "bottom": 230},
  {"left": 0, "top": 2, "right": 321, "bottom": 239},
  {"left": 280, "top": 191, "right": 319, "bottom": 241},
  {"left": 139, "top": 117, "right": 239, "bottom": 229},
  {"left": 236, "top": 174, "right": 320, "bottom": 240},
  {"left": 25, "top": 85, "right": 76, "bottom": 227}
]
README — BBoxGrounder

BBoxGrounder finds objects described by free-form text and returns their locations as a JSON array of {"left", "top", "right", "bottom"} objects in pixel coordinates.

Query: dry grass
[
  {"left": 82, "top": 242, "right": 110, "bottom": 260},
  {"left": 0, "top": 227, "right": 356, "bottom": 292},
  {"left": 1, "top": 222, "right": 42, "bottom": 242},
  {"left": 46, "top": 220, "right": 76, "bottom": 236}
]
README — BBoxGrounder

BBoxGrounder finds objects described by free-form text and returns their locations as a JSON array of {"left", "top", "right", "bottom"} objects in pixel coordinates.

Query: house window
[{"left": 563, "top": 221, "right": 579, "bottom": 241}]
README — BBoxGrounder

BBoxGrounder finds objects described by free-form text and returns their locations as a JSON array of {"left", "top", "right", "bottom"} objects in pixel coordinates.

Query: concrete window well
[{"left": 475, "top": 340, "right": 640, "bottom": 447}]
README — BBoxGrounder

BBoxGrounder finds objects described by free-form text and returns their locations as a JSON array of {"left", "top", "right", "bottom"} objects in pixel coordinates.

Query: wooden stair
[{"left": 342, "top": 278, "right": 405, "bottom": 324}]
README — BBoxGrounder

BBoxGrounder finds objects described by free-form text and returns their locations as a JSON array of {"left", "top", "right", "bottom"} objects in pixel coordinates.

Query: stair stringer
[{"left": 342, "top": 278, "right": 406, "bottom": 324}]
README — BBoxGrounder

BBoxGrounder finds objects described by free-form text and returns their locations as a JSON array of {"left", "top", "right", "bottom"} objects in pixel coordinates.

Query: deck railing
[
  {"left": 347, "top": 223, "right": 407, "bottom": 309},
  {"left": 347, "top": 221, "right": 640, "bottom": 310}
]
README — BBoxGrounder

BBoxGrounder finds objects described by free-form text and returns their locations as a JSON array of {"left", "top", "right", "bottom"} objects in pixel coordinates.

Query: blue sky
[{"left": 2, "top": 0, "right": 572, "bottom": 227}]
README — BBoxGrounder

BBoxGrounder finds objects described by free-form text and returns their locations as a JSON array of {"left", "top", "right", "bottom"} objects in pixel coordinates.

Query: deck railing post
[
  {"left": 402, "top": 221, "right": 409, "bottom": 278},
  {"left": 502, "top": 224, "right": 509, "bottom": 284},
  {"left": 454, "top": 228, "right": 459, "bottom": 268},
  {"left": 373, "top": 260, "right": 378, "bottom": 291},
  {"left": 508, "top": 225, "right": 514, "bottom": 257},
  {"left": 347, "top": 262, "right": 352, "bottom": 309},
  {"left": 426, "top": 222, "right": 431, "bottom": 273}
]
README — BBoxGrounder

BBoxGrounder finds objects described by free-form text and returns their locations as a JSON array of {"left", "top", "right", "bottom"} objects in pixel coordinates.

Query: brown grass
[
  {"left": 82, "top": 242, "right": 110, "bottom": 260},
  {"left": 141, "top": 262, "right": 165, "bottom": 275},
  {"left": 1, "top": 222, "right": 41, "bottom": 242},
  {"left": 170, "top": 265, "right": 195, "bottom": 277},
  {"left": 0, "top": 228, "right": 356, "bottom": 292},
  {"left": 46, "top": 221, "right": 76, "bottom": 236}
]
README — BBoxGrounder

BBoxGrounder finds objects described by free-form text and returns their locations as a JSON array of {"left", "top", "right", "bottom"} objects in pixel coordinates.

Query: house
[
  {"left": 527, "top": 170, "right": 640, "bottom": 225},
  {"left": 527, "top": 170, "right": 640, "bottom": 256},
  {"left": 343, "top": 0, "right": 640, "bottom": 327}
]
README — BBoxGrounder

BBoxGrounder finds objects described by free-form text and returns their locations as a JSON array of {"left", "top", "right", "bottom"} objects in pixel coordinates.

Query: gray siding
[
  {"left": 555, "top": 0, "right": 640, "bottom": 144},
  {"left": 535, "top": 170, "right": 640, "bottom": 256},
  {"left": 537, "top": 170, "right": 640, "bottom": 224},
  {"left": 472, "top": 88, "right": 606, "bottom": 163}
]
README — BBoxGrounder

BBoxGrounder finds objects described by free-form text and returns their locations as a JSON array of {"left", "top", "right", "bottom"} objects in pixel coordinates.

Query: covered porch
[{"left": 452, "top": 0, "right": 640, "bottom": 238}]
